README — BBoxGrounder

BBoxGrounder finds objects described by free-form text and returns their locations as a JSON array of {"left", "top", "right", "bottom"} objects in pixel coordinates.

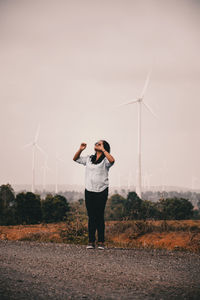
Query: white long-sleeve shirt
[{"left": 75, "top": 155, "right": 115, "bottom": 192}]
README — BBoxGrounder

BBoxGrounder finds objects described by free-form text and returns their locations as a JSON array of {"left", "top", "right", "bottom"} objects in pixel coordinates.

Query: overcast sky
[{"left": 0, "top": 0, "right": 200, "bottom": 191}]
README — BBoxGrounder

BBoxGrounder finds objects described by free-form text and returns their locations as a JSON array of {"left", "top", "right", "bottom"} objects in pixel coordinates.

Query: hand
[
  {"left": 80, "top": 142, "right": 87, "bottom": 151},
  {"left": 97, "top": 141, "right": 105, "bottom": 152}
]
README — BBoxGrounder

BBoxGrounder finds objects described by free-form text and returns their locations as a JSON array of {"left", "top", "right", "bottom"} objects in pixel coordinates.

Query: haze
[{"left": 0, "top": 0, "right": 200, "bottom": 191}]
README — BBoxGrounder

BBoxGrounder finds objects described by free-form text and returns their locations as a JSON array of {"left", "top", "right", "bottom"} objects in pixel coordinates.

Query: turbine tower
[
  {"left": 55, "top": 151, "right": 66, "bottom": 194},
  {"left": 41, "top": 153, "right": 51, "bottom": 192},
  {"left": 191, "top": 175, "right": 200, "bottom": 191},
  {"left": 127, "top": 171, "right": 132, "bottom": 191},
  {"left": 118, "top": 172, "right": 121, "bottom": 193},
  {"left": 143, "top": 170, "right": 153, "bottom": 191},
  {"left": 161, "top": 159, "right": 168, "bottom": 192},
  {"left": 116, "top": 71, "right": 158, "bottom": 199},
  {"left": 22, "top": 123, "right": 46, "bottom": 193}
]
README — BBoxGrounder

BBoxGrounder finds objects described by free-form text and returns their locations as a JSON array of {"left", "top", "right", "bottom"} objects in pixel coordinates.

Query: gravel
[{"left": 0, "top": 240, "right": 200, "bottom": 300}]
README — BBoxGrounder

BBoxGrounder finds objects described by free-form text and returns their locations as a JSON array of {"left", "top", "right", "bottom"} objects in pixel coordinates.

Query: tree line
[
  {"left": 104, "top": 192, "right": 198, "bottom": 221},
  {"left": 0, "top": 184, "right": 199, "bottom": 226},
  {"left": 0, "top": 184, "right": 70, "bottom": 225}
]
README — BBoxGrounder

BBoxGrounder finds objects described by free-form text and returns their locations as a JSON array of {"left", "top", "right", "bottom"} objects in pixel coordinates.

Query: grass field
[{"left": 0, "top": 219, "right": 200, "bottom": 253}]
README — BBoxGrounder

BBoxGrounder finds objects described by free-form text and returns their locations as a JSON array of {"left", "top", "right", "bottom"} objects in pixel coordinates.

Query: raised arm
[
  {"left": 73, "top": 142, "right": 87, "bottom": 161},
  {"left": 103, "top": 150, "right": 115, "bottom": 164},
  {"left": 97, "top": 141, "right": 115, "bottom": 163}
]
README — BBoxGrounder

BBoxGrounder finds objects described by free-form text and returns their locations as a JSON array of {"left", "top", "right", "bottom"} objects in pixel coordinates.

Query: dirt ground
[{"left": 0, "top": 240, "right": 200, "bottom": 299}]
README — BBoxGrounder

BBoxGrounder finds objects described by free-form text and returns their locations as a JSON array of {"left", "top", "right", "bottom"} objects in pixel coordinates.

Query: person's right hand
[{"left": 80, "top": 142, "right": 87, "bottom": 151}]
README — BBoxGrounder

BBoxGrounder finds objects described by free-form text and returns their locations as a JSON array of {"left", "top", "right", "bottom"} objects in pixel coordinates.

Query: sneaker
[
  {"left": 86, "top": 242, "right": 95, "bottom": 249},
  {"left": 97, "top": 242, "right": 105, "bottom": 250}
]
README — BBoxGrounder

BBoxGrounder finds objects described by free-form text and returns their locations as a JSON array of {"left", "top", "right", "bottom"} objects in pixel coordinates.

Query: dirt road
[{"left": 0, "top": 240, "right": 200, "bottom": 299}]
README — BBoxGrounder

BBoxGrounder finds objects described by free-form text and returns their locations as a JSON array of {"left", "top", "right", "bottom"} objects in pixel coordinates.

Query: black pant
[{"left": 85, "top": 187, "right": 108, "bottom": 243}]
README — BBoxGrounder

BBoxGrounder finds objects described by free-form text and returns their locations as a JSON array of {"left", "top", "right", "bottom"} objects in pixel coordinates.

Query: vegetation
[
  {"left": 1, "top": 183, "right": 200, "bottom": 253},
  {"left": 0, "top": 184, "right": 70, "bottom": 225},
  {"left": 0, "top": 220, "right": 200, "bottom": 253},
  {"left": 0, "top": 184, "right": 200, "bottom": 227},
  {"left": 104, "top": 191, "right": 197, "bottom": 221}
]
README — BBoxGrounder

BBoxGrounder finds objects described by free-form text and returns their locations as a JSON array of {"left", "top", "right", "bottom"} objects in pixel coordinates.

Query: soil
[{"left": 0, "top": 240, "right": 200, "bottom": 300}]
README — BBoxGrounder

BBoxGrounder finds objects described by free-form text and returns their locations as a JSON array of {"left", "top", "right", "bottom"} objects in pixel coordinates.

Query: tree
[
  {"left": 0, "top": 184, "right": 16, "bottom": 225},
  {"left": 41, "top": 194, "right": 70, "bottom": 223},
  {"left": 0, "top": 184, "right": 15, "bottom": 209},
  {"left": 15, "top": 192, "right": 42, "bottom": 224},
  {"left": 105, "top": 194, "right": 126, "bottom": 220},
  {"left": 158, "top": 197, "right": 194, "bottom": 220},
  {"left": 140, "top": 200, "right": 159, "bottom": 220},
  {"left": 124, "top": 191, "right": 142, "bottom": 220}
]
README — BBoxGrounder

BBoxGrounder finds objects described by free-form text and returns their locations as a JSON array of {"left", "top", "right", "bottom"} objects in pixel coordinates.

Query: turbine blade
[
  {"left": 115, "top": 98, "right": 138, "bottom": 108},
  {"left": 21, "top": 142, "right": 33, "bottom": 149},
  {"left": 34, "top": 123, "right": 41, "bottom": 142},
  {"left": 36, "top": 143, "right": 46, "bottom": 155},
  {"left": 140, "top": 70, "right": 152, "bottom": 99},
  {"left": 142, "top": 101, "right": 158, "bottom": 119}
]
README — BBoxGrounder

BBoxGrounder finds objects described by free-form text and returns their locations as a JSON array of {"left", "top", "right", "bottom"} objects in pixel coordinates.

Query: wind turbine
[
  {"left": 127, "top": 171, "right": 134, "bottom": 191},
  {"left": 41, "top": 153, "right": 51, "bottom": 192},
  {"left": 22, "top": 123, "right": 46, "bottom": 193},
  {"left": 143, "top": 171, "right": 153, "bottom": 191},
  {"left": 115, "top": 70, "right": 158, "bottom": 199},
  {"left": 191, "top": 175, "right": 200, "bottom": 191},
  {"left": 161, "top": 159, "right": 168, "bottom": 192},
  {"left": 55, "top": 151, "right": 67, "bottom": 194},
  {"left": 118, "top": 172, "right": 122, "bottom": 193}
]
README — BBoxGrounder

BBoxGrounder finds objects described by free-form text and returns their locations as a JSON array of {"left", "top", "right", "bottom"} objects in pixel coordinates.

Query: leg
[
  {"left": 95, "top": 188, "right": 108, "bottom": 243},
  {"left": 85, "top": 189, "right": 97, "bottom": 243}
]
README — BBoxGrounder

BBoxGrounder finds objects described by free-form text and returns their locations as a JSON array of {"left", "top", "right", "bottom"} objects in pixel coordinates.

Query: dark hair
[{"left": 90, "top": 140, "right": 111, "bottom": 164}]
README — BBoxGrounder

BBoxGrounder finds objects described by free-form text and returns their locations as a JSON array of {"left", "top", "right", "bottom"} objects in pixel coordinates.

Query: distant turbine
[
  {"left": 55, "top": 151, "right": 67, "bottom": 194},
  {"left": 160, "top": 159, "right": 168, "bottom": 192},
  {"left": 41, "top": 153, "right": 51, "bottom": 192},
  {"left": 22, "top": 123, "right": 46, "bottom": 193},
  {"left": 127, "top": 171, "right": 133, "bottom": 191},
  {"left": 118, "top": 172, "right": 121, "bottom": 192},
  {"left": 143, "top": 171, "right": 153, "bottom": 191},
  {"left": 191, "top": 175, "right": 200, "bottom": 191},
  {"left": 115, "top": 70, "right": 158, "bottom": 199}
]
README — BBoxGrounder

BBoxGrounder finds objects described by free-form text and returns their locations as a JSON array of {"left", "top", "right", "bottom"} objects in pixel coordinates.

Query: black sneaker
[
  {"left": 86, "top": 242, "right": 95, "bottom": 249},
  {"left": 97, "top": 242, "right": 105, "bottom": 250}
]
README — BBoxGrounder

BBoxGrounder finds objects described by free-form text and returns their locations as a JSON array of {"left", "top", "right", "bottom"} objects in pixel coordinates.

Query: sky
[{"left": 0, "top": 0, "right": 200, "bottom": 191}]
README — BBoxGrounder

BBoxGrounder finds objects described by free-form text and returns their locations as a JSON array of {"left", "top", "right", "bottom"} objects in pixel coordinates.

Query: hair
[{"left": 90, "top": 140, "right": 111, "bottom": 164}]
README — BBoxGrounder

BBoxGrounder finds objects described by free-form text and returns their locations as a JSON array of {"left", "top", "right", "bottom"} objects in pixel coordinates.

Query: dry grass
[
  {"left": 105, "top": 220, "right": 200, "bottom": 253},
  {"left": 0, "top": 221, "right": 88, "bottom": 244},
  {"left": 0, "top": 219, "right": 200, "bottom": 253}
]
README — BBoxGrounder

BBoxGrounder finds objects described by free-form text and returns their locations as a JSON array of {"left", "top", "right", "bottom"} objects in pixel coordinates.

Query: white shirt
[{"left": 75, "top": 155, "right": 115, "bottom": 192}]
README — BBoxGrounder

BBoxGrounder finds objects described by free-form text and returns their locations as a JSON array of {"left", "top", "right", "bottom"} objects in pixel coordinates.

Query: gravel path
[{"left": 0, "top": 240, "right": 200, "bottom": 300}]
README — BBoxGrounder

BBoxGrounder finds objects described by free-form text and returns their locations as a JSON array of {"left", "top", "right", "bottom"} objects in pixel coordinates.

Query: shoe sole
[
  {"left": 86, "top": 246, "right": 95, "bottom": 249},
  {"left": 98, "top": 246, "right": 105, "bottom": 250}
]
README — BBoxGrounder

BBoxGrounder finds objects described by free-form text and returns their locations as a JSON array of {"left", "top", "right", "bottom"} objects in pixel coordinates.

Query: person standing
[{"left": 73, "top": 140, "right": 115, "bottom": 249}]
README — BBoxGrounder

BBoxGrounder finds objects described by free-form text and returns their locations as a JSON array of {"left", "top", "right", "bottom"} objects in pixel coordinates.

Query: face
[{"left": 94, "top": 140, "right": 103, "bottom": 152}]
